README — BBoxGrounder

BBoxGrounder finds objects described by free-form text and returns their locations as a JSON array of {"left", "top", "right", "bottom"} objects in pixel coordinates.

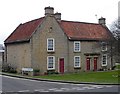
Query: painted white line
[
  {"left": 56, "top": 82, "right": 69, "bottom": 85},
  {"left": 2, "top": 75, "right": 22, "bottom": 80},
  {"left": 34, "top": 89, "right": 49, "bottom": 92},
  {"left": 96, "top": 86, "right": 103, "bottom": 89},
  {"left": 90, "top": 85, "right": 103, "bottom": 88},
  {"left": 34, "top": 90, "right": 49, "bottom": 92},
  {"left": 61, "top": 88, "right": 70, "bottom": 90},
  {"left": 106, "top": 85, "right": 113, "bottom": 88},
  {"left": 70, "top": 87, "right": 86, "bottom": 91},
  {"left": 82, "top": 86, "right": 95, "bottom": 89},
  {"left": 71, "top": 84, "right": 85, "bottom": 86},
  {"left": 53, "top": 89, "right": 64, "bottom": 92},
  {"left": 76, "top": 88, "right": 85, "bottom": 90},
  {"left": 34, "top": 89, "right": 44, "bottom": 91},
  {"left": 49, "top": 88, "right": 58, "bottom": 91},
  {"left": 40, "top": 91, "right": 49, "bottom": 92},
  {"left": 18, "top": 90, "right": 30, "bottom": 92}
]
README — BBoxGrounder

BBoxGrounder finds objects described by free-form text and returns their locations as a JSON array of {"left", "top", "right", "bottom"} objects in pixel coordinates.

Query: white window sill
[
  {"left": 47, "top": 68, "right": 55, "bottom": 70},
  {"left": 102, "top": 65, "right": 107, "bottom": 66},
  {"left": 74, "top": 51, "right": 81, "bottom": 53}
]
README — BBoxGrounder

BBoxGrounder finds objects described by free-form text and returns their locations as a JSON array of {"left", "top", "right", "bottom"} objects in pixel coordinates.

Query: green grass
[
  {"left": 35, "top": 71, "right": 119, "bottom": 84},
  {"left": 116, "top": 65, "right": 120, "bottom": 70}
]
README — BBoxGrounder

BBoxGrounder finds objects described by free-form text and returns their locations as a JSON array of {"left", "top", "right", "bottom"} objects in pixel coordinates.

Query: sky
[{"left": 0, "top": 0, "right": 119, "bottom": 44}]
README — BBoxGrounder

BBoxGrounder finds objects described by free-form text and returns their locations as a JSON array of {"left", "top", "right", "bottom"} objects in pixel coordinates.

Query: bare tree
[{"left": 110, "top": 18, "right": 120, "bottom": 64}]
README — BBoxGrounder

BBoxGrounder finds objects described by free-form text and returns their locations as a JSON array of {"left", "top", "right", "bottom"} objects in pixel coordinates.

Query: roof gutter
[{"left": 4, "top": 39, "right": 30, "bottom": 44}]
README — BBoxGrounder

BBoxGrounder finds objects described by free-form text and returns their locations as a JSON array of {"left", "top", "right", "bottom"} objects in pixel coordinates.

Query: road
[{"left": 1, "top": 75, "right": 119, "bottom": 93}]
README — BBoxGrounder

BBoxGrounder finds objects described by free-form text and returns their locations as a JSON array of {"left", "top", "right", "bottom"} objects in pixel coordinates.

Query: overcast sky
[{"left": 0, "top": 0, "right": 119, "bottom": 44}]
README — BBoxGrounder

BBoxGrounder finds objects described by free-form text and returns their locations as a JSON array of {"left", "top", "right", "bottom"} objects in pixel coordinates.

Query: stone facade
[
  {"left": 30, "top": 16, "right": 68, "bottom": 74},
  {"left": 6, "top": 43, "right": 31, "bottom": 72}
]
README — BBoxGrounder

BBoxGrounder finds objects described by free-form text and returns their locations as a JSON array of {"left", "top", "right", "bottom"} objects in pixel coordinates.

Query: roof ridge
[
  {"left": 61, "top": 20, "right": 99, "bottom": 25},
  {"left": 22, "top": 17, "right": 44, "bottom": 25}
]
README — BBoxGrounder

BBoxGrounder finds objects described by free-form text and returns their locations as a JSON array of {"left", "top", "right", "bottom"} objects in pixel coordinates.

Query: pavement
[{"left": 1, "top": 72, "right": 120, "bottom": 85}]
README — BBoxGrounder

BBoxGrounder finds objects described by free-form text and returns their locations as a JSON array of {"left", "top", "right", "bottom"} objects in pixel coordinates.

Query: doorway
[
  {"left": 59, "top": 58, "right": 64, "bottom": 74},
  {"left": 86, "top": 57, "right": 90, "bottom": 70}
]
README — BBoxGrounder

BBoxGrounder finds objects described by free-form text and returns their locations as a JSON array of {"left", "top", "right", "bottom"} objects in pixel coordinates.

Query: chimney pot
[
  {"left": 54, "top": 12, "right": 61, "bottom": 21},
  {"left": 98, "top": 17, "right": 106, "bottom": 26},
  {"left": 44, "top": 6, "right": 54, "bottom": 16}
]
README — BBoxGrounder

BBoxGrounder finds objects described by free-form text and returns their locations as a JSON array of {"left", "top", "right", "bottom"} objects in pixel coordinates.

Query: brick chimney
[
  {"left": 54, "top": 12, "right": 61, "bottom": 21},
  {"left": 44, "top": 6, "right": 54, "bottom": 16},
  {"left": 98, "top": 17, "right": 106, "bottom": 26}
]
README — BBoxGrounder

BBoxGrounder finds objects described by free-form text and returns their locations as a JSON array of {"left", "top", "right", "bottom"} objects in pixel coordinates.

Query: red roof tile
[
  {"left": 60, "top": 20, "right": 112, "bottom": 40},
  {"left": 5, "top": 17, "right": 44, "bottom": 43},
  {"left": 5, "top": 17, "right": 112, "bottom": 43}
]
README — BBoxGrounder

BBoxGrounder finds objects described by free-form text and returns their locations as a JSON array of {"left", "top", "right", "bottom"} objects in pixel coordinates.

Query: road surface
[{"left": 1, "top": 75, "right": 119, "bottom": 93}]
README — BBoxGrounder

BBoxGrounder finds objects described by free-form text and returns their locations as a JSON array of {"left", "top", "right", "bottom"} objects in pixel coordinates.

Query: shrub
[
  {"left": 47, "top": 70, "right": 59, "bottom": 75},
  {"left": 33, "top": 69, "right": 40, "bottom": 72},
  {"left": 2, "top": 64, "right": 17, "bottom": 73}
]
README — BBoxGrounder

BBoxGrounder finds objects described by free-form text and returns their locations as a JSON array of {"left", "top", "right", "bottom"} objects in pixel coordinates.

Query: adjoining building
[
  {"left": 0, "top": 44, "right": 4, "bottom": 69},
  {"left": 4, "top": 7, "right": 114, "bottom": 74}
]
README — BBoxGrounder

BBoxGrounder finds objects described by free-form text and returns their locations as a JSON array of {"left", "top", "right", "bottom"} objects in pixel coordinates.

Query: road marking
[
  {"left": 18, "top": 90, "right": 30, "bottom": 92},
  {"left": 2, "top": 75, "right": 21, "bottom": 80},
  {"left": 56, "top": 82, "right": 69, "bottom": 85},
  {"left": 35, "top": 90, "right": 49, "bottom": 92},
  {"left": 49, "top": 88, "right": 58, "bottom": 91},
  {"left": 61, "top": 88, "right": 70, "bottom": 90},
  {"left": 34, "top": 89, "right": 44, "bottom": 92},
  {"left": 90, "top": 85, "right": 104, "bottom": 88},
  {"left": 72, "top": 87, "right": 85, "bottom": 90},
  {"left": 82, "top": 86, "right": 95, "bottom": 90},
  {"left": 52, "top": 89, "right": 64, "bottom": 92},
  {"left": 106, "top": 86, "right": 113, "bottom": 88},
  {"left": 96, "top": 86, "right": 103, "bottom": 89},
  {"left": 76, "top": 88, "right": 85, "bottom": 90}
]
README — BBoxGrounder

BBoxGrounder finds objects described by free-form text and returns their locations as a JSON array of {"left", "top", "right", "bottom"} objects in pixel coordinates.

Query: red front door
[
  {"left": 94, "top": 57, "right": 97, "bottom": 71},
  {"left": 86, "top": 58, "right": 90, "bottom": 70},
  {"left": 59, "top": 58, "right": 64, "bottom": 74}
]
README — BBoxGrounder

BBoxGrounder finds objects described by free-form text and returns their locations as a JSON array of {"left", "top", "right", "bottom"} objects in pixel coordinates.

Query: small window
[
  {"left": 74, "top": 41, "right": 81, "bottom": 52},
  {"left": 47, "top": 38, "right": 55, "bottom": 52},
  {"left": 74, "top": 56, "right": 81, "bottom": 68},
  {"left": 47, "top": 56, "right": 55, "bottom": 70},
  {"left": 102, "top": 54, "right": 107, "bottom": 66},
  {"left": 101, "top": 42, "right": 107, "bottom": 51}
]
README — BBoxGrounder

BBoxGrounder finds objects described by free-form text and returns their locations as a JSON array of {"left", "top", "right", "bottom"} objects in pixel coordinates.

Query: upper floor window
[
  {"left": 74, "top": 41, "right": 81, "bottom": 52},
  {"left": 47, "top": 38, "right": 55, "bottom": 52},
  {"left": 101, "top": 42, "right": 107, "bottom": 51},
  {"left": 74, "top": 56, "right": 81, "bottom": 68},
  {"left": 47, "top": 56, "right": 55, "bottom": 70},
  {"left": 102, "top": 54, "right": 107, "bottom": 66}
]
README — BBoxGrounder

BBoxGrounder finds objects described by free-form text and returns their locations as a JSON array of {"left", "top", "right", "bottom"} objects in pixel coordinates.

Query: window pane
[
  {"left": 102, "top": 55, "right": 107, "bottom": 66},
  {"left": 101, "top": 42, "right": 107, "bottom": 51},
  {"left": 74, "top": 42, "right": 80, "bottom": 52},
  {"left": 74, "top": 56, "right": 80, "bottom": 67},
  {"left": 47, "top": 39, "right": 54, "bottom": 51},
  {"left": 47, "top": 56, "right": 55, "bottom": 69}
]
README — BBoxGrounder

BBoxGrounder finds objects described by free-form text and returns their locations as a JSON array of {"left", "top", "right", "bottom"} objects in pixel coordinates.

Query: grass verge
[{"left": 35, "top": 70, "right": 119, "bottom": 84}]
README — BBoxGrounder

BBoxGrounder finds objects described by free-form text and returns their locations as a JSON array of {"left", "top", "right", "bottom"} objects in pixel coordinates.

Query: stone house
[{"left": 4, "top": 7, "right": 114, "bottom": 74}]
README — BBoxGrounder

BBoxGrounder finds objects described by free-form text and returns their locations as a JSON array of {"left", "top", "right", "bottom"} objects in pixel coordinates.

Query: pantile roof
[
  {"left": 60, "top": 20, "right": 112, "bottom": 40},
  {"left": 5, "top": 17, "right": 44, "bottom": 43},
  {"left": 5, "top": 17, "right": 113, "bottom": 43}
]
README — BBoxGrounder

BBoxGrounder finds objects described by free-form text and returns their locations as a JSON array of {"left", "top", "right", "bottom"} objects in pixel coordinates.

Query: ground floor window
[
  {"left": 74, "top": 56, "right": 81, "bottom": 68},
  {"left": 47, "top": 56, "right": 55, "bottom": 70},
  {"left": 102, "top": 54, "right": 107, "bottom": 66}
]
